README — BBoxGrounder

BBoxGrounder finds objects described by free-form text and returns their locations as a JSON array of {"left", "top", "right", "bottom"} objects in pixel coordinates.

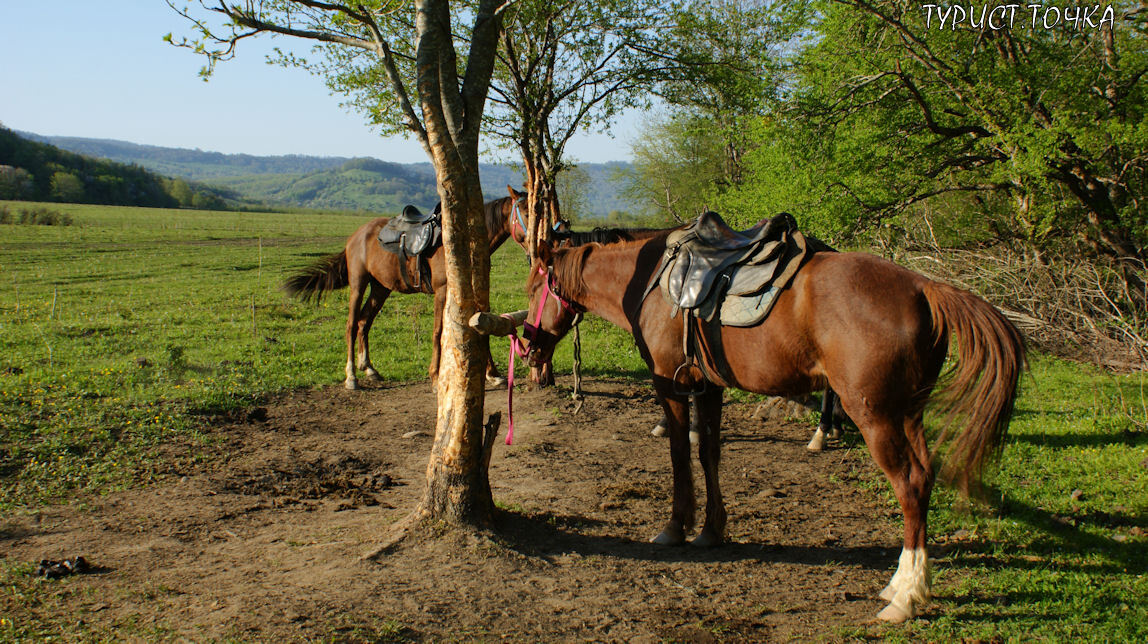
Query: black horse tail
[
  {"left": 922, "top": 281, "right": 1027, "bottom": 495},
  {"left": 281, "top": 250, "right": 349, "bottom": 303}
]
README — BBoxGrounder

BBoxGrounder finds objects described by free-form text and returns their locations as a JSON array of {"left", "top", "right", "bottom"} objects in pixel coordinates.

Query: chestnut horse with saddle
[
  {"left": 475, "top": 212, "right": 1025, "bottom": 622},
  {"left": 283, "top": 188, "right": 531, "bottom": 389}
]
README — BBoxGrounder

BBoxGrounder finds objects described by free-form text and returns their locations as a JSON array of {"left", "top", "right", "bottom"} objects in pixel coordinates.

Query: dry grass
[{"left": 900, "top": 247, "right": 1146, "bottom": 372}]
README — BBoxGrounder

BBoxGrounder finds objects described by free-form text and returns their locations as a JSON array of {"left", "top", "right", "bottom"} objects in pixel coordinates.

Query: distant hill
[
  {"left": 0, "top": 127, "right": 234, "bottom": 209},
  {"left": 22, "top": 132, "right": 634, "bottom": 216}
]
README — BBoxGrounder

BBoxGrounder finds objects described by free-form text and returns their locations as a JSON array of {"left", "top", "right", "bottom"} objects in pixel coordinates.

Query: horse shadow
[{"left": 489, "top": 508, "right": 896, "bottom": 571}]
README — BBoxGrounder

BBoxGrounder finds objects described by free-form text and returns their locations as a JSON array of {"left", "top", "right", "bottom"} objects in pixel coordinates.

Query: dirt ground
[{"left": 1, "top": 377, "right": 910, "bottom": 642}]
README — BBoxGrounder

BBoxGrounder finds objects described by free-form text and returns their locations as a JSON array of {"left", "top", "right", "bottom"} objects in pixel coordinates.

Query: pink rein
[{"left": 503, "top": 266, "right": 574, "bottom": 445}]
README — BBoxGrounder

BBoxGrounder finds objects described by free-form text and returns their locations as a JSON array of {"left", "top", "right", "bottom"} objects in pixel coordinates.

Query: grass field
[{"left": 1, "top": 201, "right": 1145, "bottom": 640}]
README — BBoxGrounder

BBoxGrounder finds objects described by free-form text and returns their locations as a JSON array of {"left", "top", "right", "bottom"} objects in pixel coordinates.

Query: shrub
[{"left": 13, "top": 207, "right": 73, "bottom": 226}]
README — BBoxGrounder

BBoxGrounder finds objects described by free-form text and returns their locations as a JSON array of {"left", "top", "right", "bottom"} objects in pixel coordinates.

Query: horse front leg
[
  {"left": 482, "top": 334, "right": 506, "bottom": 388},
  {"left": 356, "top": 282, "right": 390, "bottom": 383},
  {"left": 651, "top": 412, "right": 699, "bottom": 445},
  {"left": 651, "top": 379, "right": 694, "bottom": 546},
  {"left": 693, "top": 387, "right": 726, "bottom": 547},
  {"left": 807, "top": 388, "right": 838, "bottom": 451},
  {"left": 344, "top": 274, "right": 368, "bottom": 390},
  {"left": 428, "top": 288, "right": 446, "bottom": 389}
]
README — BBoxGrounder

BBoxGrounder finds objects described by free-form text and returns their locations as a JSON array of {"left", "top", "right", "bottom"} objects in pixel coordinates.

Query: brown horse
[
  {"left": 283, "top": 189, "right": 529, "bottom": 390},
  {"left": 552, "top": 225, "right": 848, "bottom": 449},
  {"left": 498, "top": 233, "right": 1025, "bottom": 622}
]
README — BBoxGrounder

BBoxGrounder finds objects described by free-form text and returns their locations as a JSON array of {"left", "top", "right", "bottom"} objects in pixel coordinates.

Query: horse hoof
[
  {"left": 690, "top": 530, "right": 723, "bottom": 548},
  {"left": 486, "top": 375, "right": 507, "bottom": 388},
  {"left": 650, "top": 423, "right": 667, "bottom": 437},
  {"left": 806, "top": 434, "right": 825, "bottom": 452},
  {"left": 344, "top": 379, "right": 360, "bottom": 391},
  {"left": 877, "top": 601, "right": 914, "bottom": 623},
  {"left": 361, "top": 371, "right": 382, "bottom": 384},
  {"left": 651, "top": 527, "right": 686, "bottom": 546}
]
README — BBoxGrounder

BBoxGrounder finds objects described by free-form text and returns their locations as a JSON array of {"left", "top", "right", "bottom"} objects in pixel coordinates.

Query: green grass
[
  {"left": 0, "top": 201, "right": 405, "bottom": 509},
  {"left": 0, "top": 200, "right": 645, "bottom": 511},
  {"left": 845, "top": 356, "right": 1147, "bottom": 641},
  {"left": 2, "top": 201, "right": 1146, "bottom": 639}
]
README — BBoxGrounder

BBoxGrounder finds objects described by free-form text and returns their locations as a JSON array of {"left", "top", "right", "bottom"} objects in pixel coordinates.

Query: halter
[
  {"left": 510, "top": 198, "right": 566, "bottom": 255},
  {"left": 503, "top": 265, "right": 577, "bottom": 444}
]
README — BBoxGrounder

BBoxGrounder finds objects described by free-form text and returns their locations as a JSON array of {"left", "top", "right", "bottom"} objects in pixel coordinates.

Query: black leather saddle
[
  {"left": 378, "top": 205, "right": 442, "bottom": 289},
  {"left": 692, "top": 210, "right": 789, "bottom": 250},
  {"left": 648, "top": 211, "right": 802, "bottom": 316}
]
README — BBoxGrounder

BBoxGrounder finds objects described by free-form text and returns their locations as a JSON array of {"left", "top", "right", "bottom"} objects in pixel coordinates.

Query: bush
[{"left": 12, "top": 207, "right": 73, "bottom": 226}]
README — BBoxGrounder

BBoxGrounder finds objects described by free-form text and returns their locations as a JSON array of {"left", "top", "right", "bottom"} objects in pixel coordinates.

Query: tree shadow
[
  {"left": 939, "top": 488, "right": 1146, "bottom": 575},
  {"left": 1007, "top": 431, "right": 1147, "bottom": 449}
]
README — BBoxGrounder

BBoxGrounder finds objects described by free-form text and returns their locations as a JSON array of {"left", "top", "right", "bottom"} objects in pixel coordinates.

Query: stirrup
[{"left": 672, "top": 361, "right": 707, "bottom": 396}]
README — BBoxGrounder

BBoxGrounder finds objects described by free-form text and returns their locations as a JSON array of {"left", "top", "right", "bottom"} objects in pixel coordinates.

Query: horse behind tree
[{"left": 282, "top": 190, "right": 529, "bottom": 389}]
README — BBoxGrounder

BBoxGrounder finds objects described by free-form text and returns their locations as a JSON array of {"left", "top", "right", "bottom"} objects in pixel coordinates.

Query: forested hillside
[
  {"left": 23, "top": 132, "right": 632, "bottom": 216},
  {"left": 0, "top": 127, "right": 233, "bottom": 209}
]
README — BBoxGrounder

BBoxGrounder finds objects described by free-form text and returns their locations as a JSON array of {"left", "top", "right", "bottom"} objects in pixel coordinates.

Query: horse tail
[
  {"left": 281, "top": 250, "right": 349, "bottom": 303},
  {"left": 921, "top": 281, "right": 1026, "bottom": 494}
]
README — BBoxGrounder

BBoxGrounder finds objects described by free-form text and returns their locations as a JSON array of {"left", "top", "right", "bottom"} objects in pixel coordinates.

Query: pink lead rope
[{"left": 503, "top": 266, "right": 573, "bottom": 445}]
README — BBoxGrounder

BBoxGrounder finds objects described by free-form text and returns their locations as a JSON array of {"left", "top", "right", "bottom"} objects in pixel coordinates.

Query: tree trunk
[
  {"left": 521, "top": 154, "right": 561, "bottom": 258},
  {"left": 419, "top": 163, "right": 496, "bottom": 525},
  {"left": 407, "top": 0, "right": 501, "bottom": 530}
]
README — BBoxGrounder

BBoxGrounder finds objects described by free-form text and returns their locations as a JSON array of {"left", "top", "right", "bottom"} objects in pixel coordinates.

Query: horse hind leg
[
  {"left": 860, "top": 411, "right": 934, "bottom": 622},
  {"left": 356, "top": 282, "right": 390, "bottom": 383},
  {"left": 807, "top": 388, "right": 839, "bottom": 451}
]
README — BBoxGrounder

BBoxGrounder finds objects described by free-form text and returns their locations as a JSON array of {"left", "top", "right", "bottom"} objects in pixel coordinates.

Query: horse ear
[
  {"left": 506, "top": 185, "right": 517, "bottom": 200},
  {"left": 535, "top": 241, "right": 554, "bottom": 266}
]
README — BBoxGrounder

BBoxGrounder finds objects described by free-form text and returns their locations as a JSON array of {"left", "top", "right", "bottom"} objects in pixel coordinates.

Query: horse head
[
  {"left": 521, "top": 244, "right": 583, "bottom": 379},
  {"left": 504, "top": 185, "right": 529, "bottom": 246}
]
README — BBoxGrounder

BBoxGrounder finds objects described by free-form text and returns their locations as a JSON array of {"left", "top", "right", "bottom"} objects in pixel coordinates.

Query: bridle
[
  {"left": 502, "top": 265, "right": 579, "bottom": 444},
  {"left": 509, "top": 198, "right": 566, "bottom": 255}
]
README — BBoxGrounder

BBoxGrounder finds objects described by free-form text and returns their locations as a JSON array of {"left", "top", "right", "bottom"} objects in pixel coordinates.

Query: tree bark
[{"left": 409, "top": 0, "right": 502, "bottom": 530}]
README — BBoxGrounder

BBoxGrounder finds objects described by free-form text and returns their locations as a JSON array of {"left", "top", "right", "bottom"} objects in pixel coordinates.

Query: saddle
[
  {"left": 378, "top": 205, "right": 442, "bottom": 290},
  {"left": 643, "top": 211, "right": 811, "bottom": 393},
  {"left": 649, "top": 211, "right": 809, "bottom": 327}
]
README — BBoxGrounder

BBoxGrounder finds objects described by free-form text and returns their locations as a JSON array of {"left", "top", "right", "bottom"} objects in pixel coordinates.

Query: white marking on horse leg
[
  {"left": 806, "top": 427, "right": 826, "bottom": 451},
  {"left": 688, "top": 430, "right": 699, "bottom": 445},
  {"left": 650, "top": 422, "right": 667, "bottom": 437},
  {"left": 878, "top": 547, "right": 931, "bottom": 621},
  {"left": 344, "top": 359, "right": 359, "bottom": 390}
]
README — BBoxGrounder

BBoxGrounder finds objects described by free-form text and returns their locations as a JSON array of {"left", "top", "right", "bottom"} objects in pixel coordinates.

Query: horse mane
[
  {"left": 484, "top": 196, "right": 511, "bottom": 237},
  {"left": 549, "top": 244, "right": 596, "bottom": 302},
  {"left": 554, "top": 227, "right": 633, "bottom": 246},
  {"left": 554, "top": 226, "right": 671, "bottom": 246},
  {"left": 548, "top": 236, "right": 657, "bottom": 303}
]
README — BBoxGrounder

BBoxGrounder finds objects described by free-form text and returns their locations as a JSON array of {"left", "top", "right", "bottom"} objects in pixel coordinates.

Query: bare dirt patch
[{"left": 2, "top": 378, "right": 905, "bottom": 641}]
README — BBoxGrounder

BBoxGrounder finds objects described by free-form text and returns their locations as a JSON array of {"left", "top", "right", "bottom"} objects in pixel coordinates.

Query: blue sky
[{"left": 0, "top": 1, "right": 639, "bottom": 163}]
